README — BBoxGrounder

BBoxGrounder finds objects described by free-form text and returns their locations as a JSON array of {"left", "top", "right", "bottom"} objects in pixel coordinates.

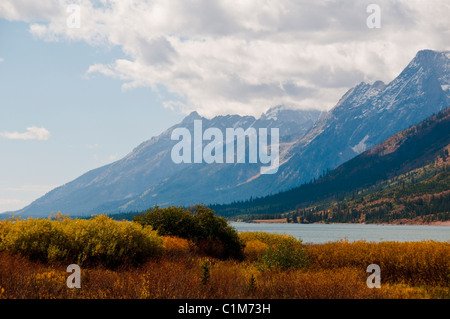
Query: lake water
[{"left": 230, "top": 222, "right": 450, "bottom": 243}]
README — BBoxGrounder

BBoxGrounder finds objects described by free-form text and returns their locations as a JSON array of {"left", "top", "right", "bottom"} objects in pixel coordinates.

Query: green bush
[
  {"left": 260, "top": 237, "right": 308, "bottom": 271},
  {"left": 134, "top": 205, "right": 244, "bottom": 260},
  {"left": 239, "top": 232, "right": 308, "bottom": 270},
  {"left": 0, "top": 215, "right": 163, "bottom": 268},
  {"left": 192, "top": 205, "right": 244, "bottom": 260},
  {"left": 133, "top": 206, "right": 199, "bottom": 239}
]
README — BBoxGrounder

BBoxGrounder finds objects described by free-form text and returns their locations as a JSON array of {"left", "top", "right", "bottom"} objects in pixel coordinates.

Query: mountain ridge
[
  {"left": 125, "top": 49, "right": 449, "bottom": 209},
  {"left": 9, "top": 106, "right": 321, "bottom": 217},
  {"left": 6, "top": 49, "right": 450, "bottom": 218},
  {"left": 211, "top": 106, "right": 450, "bottom": 218}
]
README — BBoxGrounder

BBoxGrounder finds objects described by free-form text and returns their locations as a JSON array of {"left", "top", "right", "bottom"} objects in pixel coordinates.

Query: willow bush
[
  {"left": 0, "top": 215, "right": 163, "bottom": 268},
  {"left": 239, "top": 232, "right": 308, "bottom": 270}
]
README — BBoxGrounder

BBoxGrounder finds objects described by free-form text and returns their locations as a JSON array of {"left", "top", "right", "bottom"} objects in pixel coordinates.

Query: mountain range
[
  {"left": 8, "top": 49, "right": 450, "bottom": 217},
  {"left": 211, "top": 106, "right": 450, "bottom": 219}
]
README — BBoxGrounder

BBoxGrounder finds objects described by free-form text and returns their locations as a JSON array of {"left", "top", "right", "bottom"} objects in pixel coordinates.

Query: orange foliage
[
  {"left": 305, "top": 240, "right": 450, "bottom": 286},
  {"left": 0, "top": 232, "right": 448, "bottom": 299},
  {"left": 243, "top": 240, "right": 268, "bottom": 262},
  {"left": 162, "top": 236, "right": 194, "bottom": 258}
]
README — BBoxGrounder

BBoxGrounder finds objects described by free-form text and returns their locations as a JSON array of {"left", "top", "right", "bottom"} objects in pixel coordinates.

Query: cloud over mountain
[{"left": 1, "top": 0, "right": 449, "bottom": 117}]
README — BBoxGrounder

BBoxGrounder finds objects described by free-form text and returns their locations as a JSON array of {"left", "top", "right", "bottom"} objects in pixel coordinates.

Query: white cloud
[
  {"left": 0, "top": 57, "right": 4, "bottom": 63},
  {"left": 1, "top": 126, "right": 51, "bottom": 141},
  {"left": 1, "top": 0, "right": 449, "bottom": 117}
]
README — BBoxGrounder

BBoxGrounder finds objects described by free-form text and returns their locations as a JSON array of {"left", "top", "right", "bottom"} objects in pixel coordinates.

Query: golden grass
[
  {"left": 0, "top": 226, "right": 448, "bottom": 299},
  {"left": 1, "top": 252, "right": 445, "bottom": 299},
  {"left": 304, "top": 240, "right": 450, "bottom": 286}
]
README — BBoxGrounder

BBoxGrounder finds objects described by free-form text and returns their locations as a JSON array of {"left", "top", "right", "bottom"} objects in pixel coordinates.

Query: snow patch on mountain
[{"left": 352, "top": 135, "right": 370, "bottom": 154}]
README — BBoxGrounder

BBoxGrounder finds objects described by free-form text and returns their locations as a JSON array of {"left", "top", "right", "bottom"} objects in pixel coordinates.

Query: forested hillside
[{"left": 211, "top": 107, "right": 450, "bottom": 223}]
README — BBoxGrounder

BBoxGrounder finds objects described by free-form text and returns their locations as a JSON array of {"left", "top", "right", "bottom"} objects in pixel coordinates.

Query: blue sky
[
  {"left": 0, "top": 20, "right": 184, "bottom": 212},
  {"left": 0, "top": 0, "right": 449, "bottom": 213}
]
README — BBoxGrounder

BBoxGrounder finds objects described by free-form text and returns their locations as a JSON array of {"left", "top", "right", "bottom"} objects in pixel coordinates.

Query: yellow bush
[
  {"left": 239, "top": 231, "right": 295, "bottom": 247},
  {"left": 0, "top": 215, "right": 163, "bottom": 268},
  {"left": 0, "top": 218, "right": 72, "bottom": 262},
  {"left": 243, "top": 240, "right": 268, "bottom": 262},
  {"left": 162, "top": 236, "right": 193, "bottom": 257}
]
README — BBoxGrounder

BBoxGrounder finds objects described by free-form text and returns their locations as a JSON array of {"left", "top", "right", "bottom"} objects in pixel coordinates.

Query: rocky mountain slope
[
  {"left": 9, "top": 50, "right": 449, "bottom": 217},
  {"left": 212, "top": 106, "right": 450, "bottom": 218},
  {"left": 117, "top": 50, "right": 449, "bottom": 213},
  {"left": 11, "top": 107, "right": 321, "bottom": 217}
]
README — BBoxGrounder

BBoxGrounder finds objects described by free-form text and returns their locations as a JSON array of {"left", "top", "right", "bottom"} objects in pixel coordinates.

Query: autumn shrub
[
  {"left": 67, "top": 215, "right": 163, "bottom": 267},
  {"left": 0, "top": 215, "right": 163, "bottom": 268},
  {"left": 239, "top": 231, "right": 299, "bottom": 247},
  {"left": 1, "top": 217, "right": 448, "bottom": 299},
  {"left": 193, "top": 205, "right": 244, "bottom": 260},
  {"left": 0, "top": 250, "right": 446, "bottom": 299},
  {"left": 243, "top": 240, "right": 268, "bottom": 262},
  {"left": 0, "top": 217, "right": 72, "bottom": 262},
  {"left": 305, "top": 240, "right": 450, "bottom": 286},
  {"left": 134, "top": 205, "right": 244, "bottom": 260},
  {"left": 239, "top": 232, "right": 308, "bottom": 270},
  {"left": 162, "top": 236, "right": 194, "bottom": 258},
  {"left": 260, "top": 237, "right": 308, "bottom": 271}
]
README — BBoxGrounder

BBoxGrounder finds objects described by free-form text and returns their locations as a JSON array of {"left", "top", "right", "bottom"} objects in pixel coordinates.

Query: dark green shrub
[
  {"left": 134, "top": 205, "right": 244, "bottom": 260},
  {"left": 192, "top": 205, "right": 244, "bottom": 260},
  {"left": 133, "top": 206, "right": 199, "bottom": 239}
]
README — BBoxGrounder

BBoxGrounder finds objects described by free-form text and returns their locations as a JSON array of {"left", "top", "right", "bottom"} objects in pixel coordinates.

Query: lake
[{"left": 230, "top": 222, "right": 450, "bottom": 243}]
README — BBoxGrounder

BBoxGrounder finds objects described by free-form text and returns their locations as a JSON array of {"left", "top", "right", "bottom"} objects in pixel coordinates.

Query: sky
[{"left": 0, "top": 0, "right": 449, "bottom": 213}]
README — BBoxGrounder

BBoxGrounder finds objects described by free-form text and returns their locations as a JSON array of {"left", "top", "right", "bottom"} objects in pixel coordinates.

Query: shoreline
[{"left": 235, "top": 220, "right": 450, "bottom": 227}]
